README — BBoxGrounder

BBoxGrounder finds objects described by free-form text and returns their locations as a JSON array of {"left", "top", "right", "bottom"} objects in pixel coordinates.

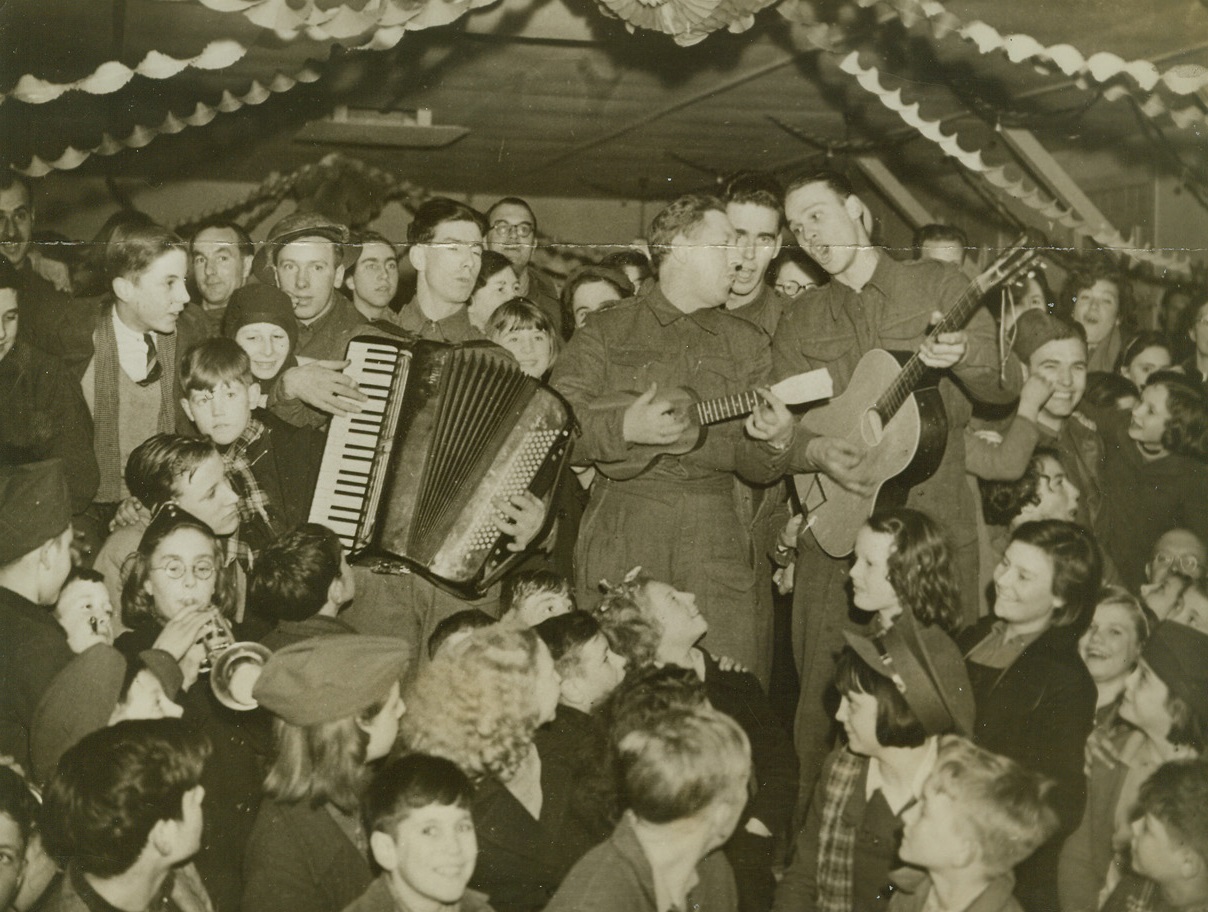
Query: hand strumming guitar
[
  {"left": 918, "top": 310, "right": 969, "bottom": 369},
  {"left": 622, "top": 382, "right": 690, "bottom": 445},
  {"left": 805, "top": 437, "right": 874, "bottom": 496},
  {"left": 744, "top": 388, "right": 794, "bottom": 450}
]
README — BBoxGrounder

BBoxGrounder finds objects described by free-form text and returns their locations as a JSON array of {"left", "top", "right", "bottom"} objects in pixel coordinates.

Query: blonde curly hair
[
  {"left": 401, "top": 624, "right": 544, "bottom": 783},
  {"left": 590, "top": 567, "right": 663, "bottom": 668}
]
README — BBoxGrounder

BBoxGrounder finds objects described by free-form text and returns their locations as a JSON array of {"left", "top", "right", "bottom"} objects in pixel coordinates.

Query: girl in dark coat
[{"left": 958, "top": 519, "right": 1102, "bottom": 912}]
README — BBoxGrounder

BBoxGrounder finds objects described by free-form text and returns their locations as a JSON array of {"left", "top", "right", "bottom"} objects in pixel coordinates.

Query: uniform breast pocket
[
  {"left": 693, "top": 355, "right": 742, "bottom": 399},
  {"left": 609, "top": 347, "right": 664, "bottom": 390},
  {"left": 878, "top": 310, "right": 927, "bottom": 351},
  {"left": 796, "top": 333, "right": 859, "bottom": 372}
]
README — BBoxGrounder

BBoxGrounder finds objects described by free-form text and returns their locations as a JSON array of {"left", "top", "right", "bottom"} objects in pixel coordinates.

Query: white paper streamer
[
  {"left": 858, "top": 0, "right": 1208, "bottom": 129},
  {"left": 184, "top": 0, "right": 501, "bottom": 44},
  {"left": 13, "top": 67, "right": 320, "bottom": 177},
  {"left": 838, "top": 51, "right": 1192, "bottom": 277},
  {"left": 4, "top": 41, "right": 247, "bottom": 106}
]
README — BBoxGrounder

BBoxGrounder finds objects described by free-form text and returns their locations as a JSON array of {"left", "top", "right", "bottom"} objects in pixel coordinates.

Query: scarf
[
  {"left": 93, "top": 302, "right": 177, "bottom": 502},
  {"left": 816, "top": 748, "right": 867, "bottom": 912},
  {"left": 221, "top": 416, "right": 276, "bottom": 550}
]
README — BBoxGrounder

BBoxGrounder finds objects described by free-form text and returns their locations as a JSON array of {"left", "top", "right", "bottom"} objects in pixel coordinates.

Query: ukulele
[
  {"left": 588, "top": 368, "right": 833, "bottom": 481},
  {"left": 794, "top": 237, "right": 1039, "bottom": 557}
]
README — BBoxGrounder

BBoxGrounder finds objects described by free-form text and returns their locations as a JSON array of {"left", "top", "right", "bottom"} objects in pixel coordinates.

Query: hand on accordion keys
[{"left": 493, "top": 491, "right": 547, "bottom": 553}]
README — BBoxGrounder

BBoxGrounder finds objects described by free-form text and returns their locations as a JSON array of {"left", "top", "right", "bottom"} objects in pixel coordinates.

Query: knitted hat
[
  {"left": 1011, "top": 310, "right": 1085, "bottom": 364},
  {"left": 253, "top": 635, "right": 411, "bottom": 726},
  {"left": 251, "top": 211, "right": 355, "bottom": 284},
  {"left": 221, "top": 284, "right": 300, "bottom": 355},
  {"left": 1142, "top": 621, "right": 1208, "bottom": 731},
  {"left": 844, "top": 614, "right": 975, "bottom": 736},
  {"left": 0, "top": 459, "right": 72, "bottom": 565}
]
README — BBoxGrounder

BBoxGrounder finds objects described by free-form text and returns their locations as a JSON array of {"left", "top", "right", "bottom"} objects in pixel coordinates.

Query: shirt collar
[
  {"left": 865, "top": 734, "right": 938, "bottom": 814},
  {"left": 646, "top": 286, "right": 716, "bottom": 333}
]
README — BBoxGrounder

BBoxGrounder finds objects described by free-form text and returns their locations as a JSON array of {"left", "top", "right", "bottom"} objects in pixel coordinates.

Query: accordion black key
[{"left": 308, "top": 331, "right": 574, "bottom": 596}]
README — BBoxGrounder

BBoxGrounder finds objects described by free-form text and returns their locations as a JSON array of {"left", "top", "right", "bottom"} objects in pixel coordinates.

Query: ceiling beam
[
  {"left": 997, "top": 126, "right": 1113, "bottom": 240},
  {"left": 531, "top": 52, "right": 808, "bottom": 172},
  {"left": 853, "top": 154, "right": 934, "bottom": 228}
]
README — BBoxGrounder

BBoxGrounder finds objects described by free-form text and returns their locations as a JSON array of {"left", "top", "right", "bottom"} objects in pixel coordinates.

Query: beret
[
  {"left": 254, "top": 634, "right": 411, "bottom": 726},
  {"left": 0, "top": 459, "right": 71, "bottom": 565}
]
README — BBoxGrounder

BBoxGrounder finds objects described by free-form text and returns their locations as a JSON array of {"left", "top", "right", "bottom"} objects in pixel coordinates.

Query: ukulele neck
[{"left": 694, "top": 390, "right": 763, "bottom": 426}]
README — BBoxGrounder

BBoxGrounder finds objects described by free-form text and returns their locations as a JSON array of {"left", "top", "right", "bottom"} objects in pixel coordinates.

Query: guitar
[
  {"left": 589, "top": 368, "right": 833, "bottom": 480},
  {"left": 793, "top": 238, "right": 1039, "bottom": 557}
]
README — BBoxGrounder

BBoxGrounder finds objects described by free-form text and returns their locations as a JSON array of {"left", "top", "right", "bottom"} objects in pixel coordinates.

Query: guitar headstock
[{"left": 977, "top": 231, "right": 1045, "bottom": 294}]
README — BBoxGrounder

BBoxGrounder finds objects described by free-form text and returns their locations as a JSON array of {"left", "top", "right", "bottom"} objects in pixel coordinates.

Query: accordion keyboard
[{"left": 308, "top": 339, "right": 405, "bottom": 550}]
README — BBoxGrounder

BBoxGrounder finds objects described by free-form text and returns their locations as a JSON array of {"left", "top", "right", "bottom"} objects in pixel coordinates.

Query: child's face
[
  {"left": 111, "top": 669, "right": 183, "bottom": 724},
  {"left": 1168, "top": 585, "right": 1208, "bottom": 635},
  {"left": 0, "top": 811, "right": 25, "bottom": 912},
  {"left": 360, "top": 682, "right": 406, "bottom": 763},
  {"left": 54, "top": 579, "right": 114, "bottom": 649},
  {"left": 1129, "top": 384, "right": 1171, "bottom": 449},
  {"left": 513, "top": 590, "right": 573, "bottom": 628},
  {"left": 1119, "top": 659, "right": 1175, "bottom": 741},
  {"left": 566, "top": 634, "right": 628, "bottom": 710},
  {"left": 171, "top": 453, "right": 241, "bottom": 536},
  {"left": 234, "top": 323, "right": 292, "bottom": 381},
  {"left": 645, "top": 582, "right": 708, "bottom": 649},
  {"left": 1130, "top": 812, "right": 1186, "bottom": 884},
  {"left": 835, "top": 688, "right": 880, "bottom": 757},
  {"left": 183, "top": 380, "right": 259, "bottom": 447},
  {"left": 494, "top": 327, "right": 553, "bottom": 379},
  {"left": 1078, "top": 602, "right": 1142, "bottom": 686},
  {"left": 899, "top": 785, "right": 973, "bottom": 872},
  {"left": 381, "top": 803, "right": 477, "bottom": 907},
  {"left": 143, "top": 527, "right": 219, "bottom": 621},
  {"left": 849, "top": 527, "right": 899, "bottom": 619}
]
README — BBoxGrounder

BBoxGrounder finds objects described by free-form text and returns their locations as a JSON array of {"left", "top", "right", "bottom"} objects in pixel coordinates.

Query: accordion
[{"left": 307, "top": 329, "right": 574, "bottom": 596}]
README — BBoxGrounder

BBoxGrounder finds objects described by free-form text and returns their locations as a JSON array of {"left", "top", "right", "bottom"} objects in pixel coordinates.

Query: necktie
[{"left": 139, "top": 333, "right": 162, "bottom": 387}]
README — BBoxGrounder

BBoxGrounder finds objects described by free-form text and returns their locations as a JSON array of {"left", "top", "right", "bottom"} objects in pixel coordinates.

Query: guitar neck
[
  {"left": 874, "top": 240, "right": 1036, "bottom": 421},
  {"left": 693, "top": 389, "right": 764, "bottom": 426}
]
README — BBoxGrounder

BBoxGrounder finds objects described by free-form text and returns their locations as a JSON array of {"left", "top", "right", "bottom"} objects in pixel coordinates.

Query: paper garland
[
  {"left": 857, "top": 0, "right": 1208, "bottom": 129},
  {"left": 837, "top": 51, "right": 1192, "bottom": 277},
  {"left": 185, "top": 0, "right": 500, "bottom": 44},
  {"left": 14, "top": 67, "right": 321, "bottom": 177},
  {"left": 4, "top": 40, "right": 248, "bottom": 106}
]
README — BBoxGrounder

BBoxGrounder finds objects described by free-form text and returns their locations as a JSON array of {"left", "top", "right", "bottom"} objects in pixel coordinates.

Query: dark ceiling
[{"left": 3, "top": 0, "right": 1208, "bottom": 225}]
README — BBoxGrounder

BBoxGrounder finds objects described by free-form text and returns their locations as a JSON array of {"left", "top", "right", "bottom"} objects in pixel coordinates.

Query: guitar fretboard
[
  {"left": 693, "top": 390, "right": 765, "bottom": 426},
  {"left": 873, "top": 242, "right": 1036, "bottom": 422}
]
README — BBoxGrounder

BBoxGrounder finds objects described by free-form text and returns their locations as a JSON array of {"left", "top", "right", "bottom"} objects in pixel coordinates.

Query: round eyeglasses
[{"left": 152, "top": 558, "right": 217, "bottom": 580}]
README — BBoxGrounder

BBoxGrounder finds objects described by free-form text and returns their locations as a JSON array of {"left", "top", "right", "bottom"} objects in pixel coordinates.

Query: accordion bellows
[{"left": 308, "top": 330, "right": 574, "bottom": 596}]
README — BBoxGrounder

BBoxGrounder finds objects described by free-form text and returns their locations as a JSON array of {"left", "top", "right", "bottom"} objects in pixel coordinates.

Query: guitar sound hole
[{"left": 861, "top": 409, "right": 884, "bottom": 446}]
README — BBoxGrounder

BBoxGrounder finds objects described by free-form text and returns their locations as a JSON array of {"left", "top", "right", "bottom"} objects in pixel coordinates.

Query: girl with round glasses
[
  {"left": 114, "top": 503, "right": 263, "bottom": 912},
  {"left": 116, "top": 503, "right": 239, "bottom": 676}
]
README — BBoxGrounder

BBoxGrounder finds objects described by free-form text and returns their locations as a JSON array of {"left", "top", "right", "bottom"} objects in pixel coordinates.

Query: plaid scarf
[
  {"left": 93, "top": 302, "right": 177, "bottom": 502},
  {"left": 816, "top": 748, "right": 867, "bottom": 912},
  {"left": 221, "top": 416, "right": 277, "bottom": 557}
]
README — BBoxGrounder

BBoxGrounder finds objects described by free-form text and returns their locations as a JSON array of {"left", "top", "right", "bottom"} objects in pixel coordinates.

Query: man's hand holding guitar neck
[
  {"left": 917, "top": 310, "right": 970, "bottom": 370},
  {"left": 622, "top": 382, "right": 691, "bottom": 445}
]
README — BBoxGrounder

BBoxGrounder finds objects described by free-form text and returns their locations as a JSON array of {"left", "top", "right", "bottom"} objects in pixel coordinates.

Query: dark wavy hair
[
  {"left": 1116, "top": 331, "right": 1173, "bottom": 377},
  {"left": 981, "top": 447, "right": 1063, "bottom": 527},
  {"left": 1145, "top": 371, "right": 1208, "bottom": 461},
  {"left": 406, "top": 197, "right": 488, "bottom": 246},
  {"left": 1007, "top": 520, "right": 1102, "bottom": 633},
  {"left": 41, "top": 719, "right": 210, "bottom": 878},
  {"left": 864, "top": 508, "right": 963, "bottom": 635},
  {"left": 1056, "top": 260, "right": 1134, "bottom": 336}
]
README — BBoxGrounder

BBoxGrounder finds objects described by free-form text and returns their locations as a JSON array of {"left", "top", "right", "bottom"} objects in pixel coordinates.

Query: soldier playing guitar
[{"left": 770, "top": 170, "right": 1024, "bottom": 813}]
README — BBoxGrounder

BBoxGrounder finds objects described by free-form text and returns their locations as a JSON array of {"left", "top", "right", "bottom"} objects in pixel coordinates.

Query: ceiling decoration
[
  {"left": 3, "top": 40, "right": 247, "bottom": 105},
  {"left": 838, "top": 50, "right": 1193, "bottom": 276}
]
